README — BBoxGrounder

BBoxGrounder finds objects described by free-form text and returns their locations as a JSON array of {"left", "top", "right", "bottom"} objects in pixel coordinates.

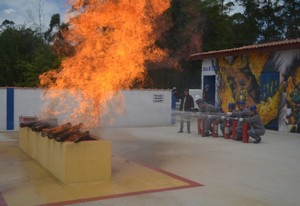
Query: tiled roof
[{"left": 189, "top": 38, "right": 300, "bottom": 60}]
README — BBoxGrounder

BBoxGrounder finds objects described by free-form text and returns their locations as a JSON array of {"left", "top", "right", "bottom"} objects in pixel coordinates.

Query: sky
[
  {"left": 0, "top": 0, "right": 243, "bottom": 31},
  {"left": 0, "top": 0, "right": 68, "bottom": 31}
]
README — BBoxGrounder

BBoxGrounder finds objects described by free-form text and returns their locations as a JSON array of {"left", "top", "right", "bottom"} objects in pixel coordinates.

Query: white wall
[
  {"left": 14, "top": 88, "right": 44, "bottom": 121},
  {"left": 0, "top": 89, "right": 6, "bottom": 130},
  {"left": 102, "top": 90, "right": 171, "bottom": 127},
  {"left": 0, "top": 88, "right": 172, "bottom": 130}
]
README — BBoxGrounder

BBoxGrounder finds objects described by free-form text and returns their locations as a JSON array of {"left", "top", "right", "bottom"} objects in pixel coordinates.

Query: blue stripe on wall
[{"left": 6, "top": 88, "right": 14, "bottom": 130}]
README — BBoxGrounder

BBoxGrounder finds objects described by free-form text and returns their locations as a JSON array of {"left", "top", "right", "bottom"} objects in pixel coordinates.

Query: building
[{"left": 189, "top": 38, "right": 300, "bottom": 132}]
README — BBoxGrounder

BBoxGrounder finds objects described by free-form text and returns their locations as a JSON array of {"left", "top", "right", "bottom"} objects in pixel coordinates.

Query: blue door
[{"left": 203, "top": 75, "right": 216, "bottom": 105}]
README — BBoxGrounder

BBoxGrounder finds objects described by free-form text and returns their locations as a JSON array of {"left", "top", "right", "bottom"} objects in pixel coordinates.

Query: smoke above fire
[{"left": 39, "top": 0, "right": 170, "bottom": 127}]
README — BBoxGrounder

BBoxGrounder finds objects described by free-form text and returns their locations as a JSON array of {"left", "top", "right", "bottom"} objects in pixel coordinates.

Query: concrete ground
[{"left": 1, "top": 123, "right": 300, "bottom": 206}]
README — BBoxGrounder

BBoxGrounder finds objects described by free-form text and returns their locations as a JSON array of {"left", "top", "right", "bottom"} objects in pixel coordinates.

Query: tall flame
[{"left": 39, "top": 0, "right": 170, "bottom": 127}]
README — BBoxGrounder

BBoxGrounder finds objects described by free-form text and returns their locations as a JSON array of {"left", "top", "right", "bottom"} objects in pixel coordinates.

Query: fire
[{"left": 39, "top": 0, "right": 170, "bottom": 127}]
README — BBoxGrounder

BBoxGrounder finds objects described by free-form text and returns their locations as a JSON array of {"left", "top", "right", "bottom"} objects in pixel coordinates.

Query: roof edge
[{"left": 189, "top": 38, "right": 300, "bottom": 61}]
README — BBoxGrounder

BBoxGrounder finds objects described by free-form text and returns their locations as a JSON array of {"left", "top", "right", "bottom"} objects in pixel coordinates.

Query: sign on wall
[{"left": 153, "top": 94, "right": 164, "bottom": 103}]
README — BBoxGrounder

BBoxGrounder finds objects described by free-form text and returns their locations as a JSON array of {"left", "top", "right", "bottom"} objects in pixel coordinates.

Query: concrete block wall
[
  {"left": 102, "top": 90, "right": 172, "bottom": 127},
  {"left": 0, "top": 88, "right": 172, "bottom": 130}
]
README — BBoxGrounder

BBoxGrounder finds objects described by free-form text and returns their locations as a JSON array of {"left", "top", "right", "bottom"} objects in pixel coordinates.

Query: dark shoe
[
  {"left": 201, "top": 132, "right": 209, "bottom": 137},
  {"left": 187, "top": 131, "right": 191, "bottom": 133},
  {"left": 253, "top": 137, "right": 261, "bottom": 144},
  {"left": 178, "top": 130, "right": 183, "bottom": 133}
]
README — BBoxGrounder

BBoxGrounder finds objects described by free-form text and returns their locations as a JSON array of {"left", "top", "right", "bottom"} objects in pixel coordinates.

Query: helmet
[
  {"left": 228, "top": 102, "right": 235, "bottom": 109},
  {"left": 250, "top": 104, "right": 257, "bottom": 111},
  {"left": 195, "top": 95, "right": 201, "bottom": 101},
  {"left": 237, "top": 100, "right": 245, "bottom": 106},
  {"left": 196, "top": 98, "right": 205, "bottom": 105}
]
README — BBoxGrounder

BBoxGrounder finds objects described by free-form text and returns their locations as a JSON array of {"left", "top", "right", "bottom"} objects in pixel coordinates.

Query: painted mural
[{"left": 213, "top": 49, "right": 300, "bottom": 132}]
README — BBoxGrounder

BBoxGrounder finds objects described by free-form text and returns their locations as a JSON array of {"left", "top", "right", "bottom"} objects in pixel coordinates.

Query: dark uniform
[
  {"left": 196, "top": 99, "right": 218, "bottom": 137},
  {"left": 178, "top": 88, "right": 194, "bottom": 133},
  {"left": 240, "top": 105, "right": 265, "bottom": 143},
  {"left": 229, "top": 100, "right": 250, "bottom": 140},
  {"left": 220, "top": 102, "right": 236, "bottom": 137}
]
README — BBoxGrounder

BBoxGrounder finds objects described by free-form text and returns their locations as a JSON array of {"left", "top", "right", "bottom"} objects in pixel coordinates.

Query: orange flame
[{"left": 39, "top": 0, "right": 170, "bottom": 127}]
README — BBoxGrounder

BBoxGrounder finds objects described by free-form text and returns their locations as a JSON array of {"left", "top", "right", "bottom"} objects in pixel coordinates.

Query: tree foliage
[
  {"left": 0, "top": 23, "right": 60, "bottom": 87},
  {"left": 151, "top": 0, "right": 299, "bottom": 92}
]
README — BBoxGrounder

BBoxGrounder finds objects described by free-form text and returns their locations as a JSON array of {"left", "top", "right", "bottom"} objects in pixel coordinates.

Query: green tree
[
  {"left": 0, "top": 24, "right": 60, "bottom": 87},
  {"left": 282, "top": 0, "right": 300, "bottom": 39},
  {"left": 256, "top": 0, "right": 285, "bottom": 42},
  {"left": 44, "top": 13, "right": 61, "bottom": 43},
  {"left": 150, "top": 0, "right": 236, "bottom": 90},
  {"left": 44, "top": 14, "right": 74, "bottom": 58},
  {"left": 149, "top": 0, "right": 205, "bottom": 89},
  {"left": 231, "top": 0, "right": 261, "bottom": 45},
  {"left": 199, "top": 0, "right": 236, "bottom": 51}
]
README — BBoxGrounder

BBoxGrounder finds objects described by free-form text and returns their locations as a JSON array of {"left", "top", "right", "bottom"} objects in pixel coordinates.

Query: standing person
[
  {"left": 171, "top": 87, "right": 178, "bottom": 110},
  {"left": 239, "top": 104, "right": 265, "bottom": 143},
  {"left": 202, "top": 84, "right": 210, "bottom": 103},
  {"left": 171, "top": 87, "right": 178, "bottom": 125},
  {"left": 178, "top": 88, "right": 194, "bottom": 133},
  {"left": 195, "top": 98, "right": 218, "bottom": 137},
  {"left": 220, "top": 102, "right": 236, "bottom": 137},
  {"left": 227, "top": 100, "right": 250, "bottom": 141}
]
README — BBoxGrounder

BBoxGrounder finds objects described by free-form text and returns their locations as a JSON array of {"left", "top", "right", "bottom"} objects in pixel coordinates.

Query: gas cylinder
[
  {"left": 197, "top": 118, "right": 201, "bottom": 134},
  {"left": 232, "top": 119, "right": 238, "bottom": 140},
  {"left": 201, "top": 116, "right": 207, "bottom": 135},
  {"left": 224, "top": 119, "right": 230, "bottom": 139},
  {"left": 212, "top": 119, "right": 218, "bottom": 137},
  {"left": 198, "top": 116, "right": 205, "bottom": 135},
  {"left": 242, "top": 122, "right": 249, "bottom": 143}
]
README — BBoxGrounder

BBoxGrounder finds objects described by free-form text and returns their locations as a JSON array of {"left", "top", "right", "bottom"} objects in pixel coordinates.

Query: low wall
[
  {"left": 19, "top": 127, "right": 111, "bottom": 183},
  {"left": 0, "top": 88, "right": 172, "bottom": 130}
]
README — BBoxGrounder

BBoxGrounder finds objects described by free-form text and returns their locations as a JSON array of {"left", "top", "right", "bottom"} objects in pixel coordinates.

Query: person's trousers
[
  {"left": 235, "top": 122, "right": 243, "bottom": 140},
  {"left": 204, "top": 116, "right": 217, "bottom": 134},
  {"left": 248, "top": 128, "right": 264, "bottom": 140},
  {"left": 180, "top": 118, "right": 190, "bottom": 132}
]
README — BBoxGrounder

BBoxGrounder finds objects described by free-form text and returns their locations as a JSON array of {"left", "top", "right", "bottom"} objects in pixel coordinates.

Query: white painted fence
[{"left": 0, "top": 88, "right": 172, "bottom": 130}]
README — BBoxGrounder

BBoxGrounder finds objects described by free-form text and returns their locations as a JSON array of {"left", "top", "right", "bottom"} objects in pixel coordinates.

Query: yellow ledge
[{"left": 19, "top": 127, "right": 111, "bottom": 183}]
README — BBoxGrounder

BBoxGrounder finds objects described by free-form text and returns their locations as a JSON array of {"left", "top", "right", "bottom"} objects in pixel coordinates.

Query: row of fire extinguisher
[{"left": 197, "top": 116, "right": 250, "bottom": 143}]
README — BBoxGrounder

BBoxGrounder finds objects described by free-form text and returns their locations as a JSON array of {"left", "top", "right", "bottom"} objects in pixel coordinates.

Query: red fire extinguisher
[
  {"left": 224, "top": 119, "right": 230, "bottom": 139},
  {"left": 242, "top": 122, "right": 249, "bottom": 143},
  {"left": 197, "top": 117, "right": 201, "bottom": 134},
  {"left": 232, "top": 119, "right": 238, "bottom": 140},
  {"left": 212, "top": 119, "right": 218, "bottom": 137},
  {"left": 200, "top": 116, "right": 206, "bottom": 135}
]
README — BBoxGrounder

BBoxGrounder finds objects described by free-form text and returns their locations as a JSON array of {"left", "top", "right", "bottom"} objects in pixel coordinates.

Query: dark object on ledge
[
  {"left": 20, "top": 120, "right": 39, "bottom": 128},
  {"left": 43, "top": 122, "right": 72, "bottom": 139},
  {"left": 31, "top": 119, "right": 58, "bottom": 132},
  {"left": 55, "top": 123, "right": 84, "bottom": 142},
  {"left": 20, "top": 118, "right": 58, "bottom": 131},
  {"left": 67, "top": 131, "right": 95, "bottom": 143}
]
